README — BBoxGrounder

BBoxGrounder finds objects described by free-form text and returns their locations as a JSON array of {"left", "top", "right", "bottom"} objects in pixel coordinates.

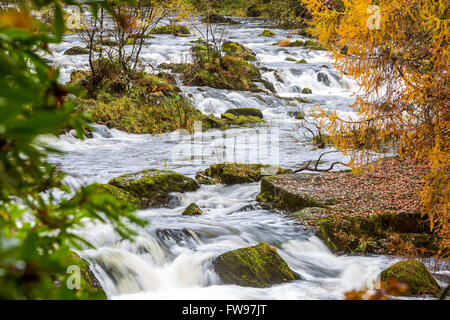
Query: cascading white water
[{"left": 41, "top": 17, "right": 435, "bottom": 299}]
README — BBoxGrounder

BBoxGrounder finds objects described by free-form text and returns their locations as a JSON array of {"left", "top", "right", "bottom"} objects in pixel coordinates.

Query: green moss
[
  {"left": 182, "top": 203, "right": 203, "bottom": 216},
  {"left": 295, "top": 114, "right": 305, "bottom": 120},
  {"left": 257, "top": 175, "right": 329, "bottom": 211},
  {"left": 64, "top": 46, "right": 89, "bottom": 55},
  {"left": 259, "top": 29, "right": 276, "bottom": 37},
  {"left": 196, "top": 163, "right": 291, "bottom": 185},
  {"left": 285, "top": 57, "right": 297, "bottom": 62},
  {"left": 150, "top": 24, "right": 190, "bottom": 36},
  {"left": 304, "top": 40, "right": 327, "bottom": 50},
  {"left": 214, "top": 242, "right": 301, "bottom": 288},
  {"left": 289, "top": 40, "right": 304, "bottom": 47},
  {"left": 68, "top": 252, "right": 107, "bottom": 300},
  {"left": 92, "top": 183, "right": 144, "bottom": 208},
  {"left": 222, "top": 41, "right": 256, "bottom": 61},
  {"left": 380, "top": 260, "right": 442, "bottom": 297},
  {"left": 109, "top": 169, "right": 199, "bottom": 208},
  {"left": 224, "top": 107, "right": 263, "bottom": 119},
  {"left": 297, "top": 59, "right": 307, "bottom": 64},
  {"left": 301, "top": 88, "right": 312, "bottom": 94}
]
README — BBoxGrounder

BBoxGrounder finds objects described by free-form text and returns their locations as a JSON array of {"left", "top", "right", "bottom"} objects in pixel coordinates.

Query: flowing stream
[{"left": 41, "top": 17, "right": 432, "bottom": 299}]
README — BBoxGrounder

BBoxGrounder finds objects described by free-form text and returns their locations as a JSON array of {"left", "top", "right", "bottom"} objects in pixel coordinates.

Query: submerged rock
[
  {"left": 182, "top": 203, "right": 203, "bottom": 216},
  {"left": 379, "top": 260, "right": 442, "bottom": 297},
  {"left": 109, "top": 169, "right": 199, "bottom": 208},
  {"left": 317, "top": 72, "right": 331, "bottom": 86},
  {"left": 196, "top": 163, "right": 292, "bottom": 185},
  {"left": 214, "top": 242, "right": 301, "bottom": 288}
]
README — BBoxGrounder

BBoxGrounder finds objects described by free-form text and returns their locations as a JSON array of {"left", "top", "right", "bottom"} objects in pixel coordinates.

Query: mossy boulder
[
  {"left": 222, "top": 41, "right": 256, "bottom": 61},
  {"left": 182, "top": 203, "right": 203, "bottom": 216},
  {"left": 285, "top": 57, "right": 297, "bottom": 62},
  {"left": 150, "top": 24, "right": 190, "bottom": 36},
  {"left": 379, "top": 260, "right": 442, "bottom": 297},
  {"left": 220, "top": 113, "right": 265, "bottom": 126},
  {"left": 259, "top": 30, "right": 276, "bottom": 37},
  {"left": 93, "top": 183, "right": 145, "bottom": 209},
  {"left": 196, "top": 163, "right": 291, "bottom": 185},
  {"left": 64, "top": 46, "right": 89, "bottom": 55},
  {"left": 301, "top": 88, "right": 312, "bottom": 94},
  {"left": 214, "top": 242, "right": 301, "bottom": 288},
  {"left": 224, "top": 107, "right": 263, "bottom": 119},
  {"left": 297, "top": 59, "right": 307, "bottom": 64},
  {"left": 109, "top": 169, "right": 199, "bottom": 208},
  {"left": 256, "top": 174, "right": 332, "bottom": 211},
  {"left": 68, "top": 252, "right": 106, "bottom": 300}
]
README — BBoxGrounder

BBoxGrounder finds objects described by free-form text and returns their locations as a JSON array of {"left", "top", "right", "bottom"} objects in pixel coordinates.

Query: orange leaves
[
  {"left": 345, "top": 279, "right": 409, "bottom": 300},
  {"left": 305, "top": 0, "right": 449, "bottom": 256},
  {"left": 0, "top": 9, "right": 34, "bottom": 32}
]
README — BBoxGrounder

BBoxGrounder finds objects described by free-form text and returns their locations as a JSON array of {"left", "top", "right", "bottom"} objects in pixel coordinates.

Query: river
[{"left": 41, "top": 16, "right": 435, "bottom": 299}]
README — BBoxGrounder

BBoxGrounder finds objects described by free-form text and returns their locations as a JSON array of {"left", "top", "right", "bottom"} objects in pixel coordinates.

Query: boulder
[
  {"left": 222, "top": 41, "right": 256, "bottom": 61},
  {"left": 256, "top": 174, "right": 332, "bottom": 210},
  {"left": 379, "top": 260, "right": 442, "bottom": 297},
  {"left": 196, "top": 163, "right": 292, "bottom": 185},
  {"left": 182, "top": 203, "right": 203, "bottom": 216},
  {"left": 259, "top": 30, "right": 276, "bottom": 37},
  {"left": 68, "top": 252, "right": 107, "bottom": 300},
  {"left": 317, "top": 72, "right": 330, "bottom": 86},
  {"left": 109, "top": 169, "right": 199, "bottom": 208},
  {"left": 301, "top": 88, "right": 312, "bottom": 94},
  {"left": 214, "top": 242, "right": 301, "bottom": 288},
  {"left": 150, "top": 24, "right": 190, "bottom": 36},
  {"left": 93, "top": 183, "right": 144, "bottom": 209},
  {"left": 224, "top": 107, "right": 263, "bottom": 119},
  {"left": 220, "top": 113, "right": 264, "bottom": 126},
  {"left": 64, "top": 46, "right": 89, "bottom": 55}
]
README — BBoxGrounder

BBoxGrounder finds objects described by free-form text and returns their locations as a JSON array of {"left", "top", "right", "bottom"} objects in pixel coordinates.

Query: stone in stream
[
  {"left": 64, "top": 46, "right": 89, "bottom": 55},
  {"left": 317, "top": 72, "right": 331, "bottom": 86},
  {"left": 224, "top": 107, "right": 264, "bottom": 119},
  {"left": 182, "top": 203, "right": 203, "bottom": 216},
  {"left": 222, "top": 41, "right": 256, "bottom": 61},
  {"left": 220, "top": 112, "right": 264, "bottom": 126},
  {"left": 214, "top": 242, "right": 301, "bottom": 288},
  {"left": 379, "top": 260, "right": 442, "bottom": 297},
  {"left": 93, "top": 183, "right": 145, "bottom": 209},
  {"left": 195, "top": 163, "right": 292, "bottom": 185},
  {"left": 69, "top": 252, "right": 107, "bottom": 299},
  {"left": 107, "top": 169, "right": 199, "bottom": 208}
]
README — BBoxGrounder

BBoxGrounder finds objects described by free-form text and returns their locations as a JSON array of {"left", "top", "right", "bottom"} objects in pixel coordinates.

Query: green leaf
[{"left": 53, "top": 4, "right": 65, "bottom": 42}]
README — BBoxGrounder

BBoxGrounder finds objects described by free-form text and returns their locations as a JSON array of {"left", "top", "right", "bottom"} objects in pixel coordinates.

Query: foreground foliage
[{"left": 0, "top": 1, "right": 146, "bottom": 299}]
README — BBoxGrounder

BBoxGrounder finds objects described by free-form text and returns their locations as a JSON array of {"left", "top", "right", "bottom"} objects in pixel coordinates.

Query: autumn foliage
[{"left": 304, "top": 0, "right": 449, "bottom": 256}]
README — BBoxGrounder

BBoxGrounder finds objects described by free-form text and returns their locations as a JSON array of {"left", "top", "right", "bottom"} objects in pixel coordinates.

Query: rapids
[{"left": 41, "top": 17, "right": 440, "bottom": 299}]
